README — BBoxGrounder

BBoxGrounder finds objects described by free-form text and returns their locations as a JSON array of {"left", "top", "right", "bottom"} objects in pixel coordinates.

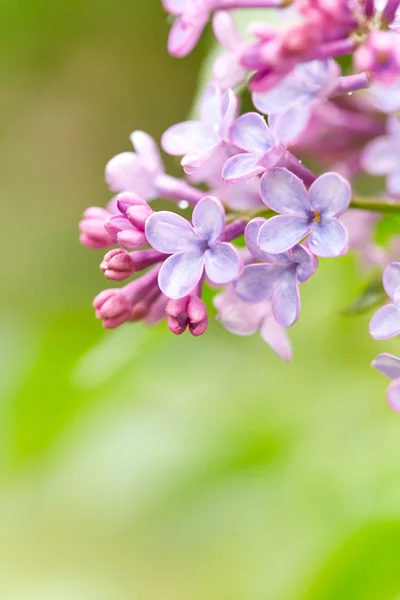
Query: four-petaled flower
[
  {"left": 256, "top": 168, "right": 351, "bottom": 257},
  {"left": 162, "top": 83, "right": 238, "bottom": 176},
  {"left": 370, "top": 262, "right": 400, "bottom": 339},
  {"left": 145, "top": 196, "right": 243, "bottom": 299},
  {"left": 252, "top": 59, "right": 340, "bottom": 144},
  {"left": 372, "top": 353, "right": 400, "bottom": 412},
  {"left": 213, "top": 285, "right": 292, "bottom": 361},
  {"left": 222, "top": 112, "right": 286, "bottom": 184},
  {"left": 361, "top": 115, "right": 400, "bottom": 197},
  {"left": 234, "top": 218, "right": 318, "bottom": 327}
]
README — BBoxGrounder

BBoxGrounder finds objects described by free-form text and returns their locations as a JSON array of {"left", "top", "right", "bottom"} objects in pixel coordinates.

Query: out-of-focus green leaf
[
  {"left": 344, "top": 278, "right": 385, "bottom": 315},
  {"left": 302, "top": 522, "right": 400, "bottom": 600},
  {"left": 375, "top": 214, "right": 400, "bottom": 247}
]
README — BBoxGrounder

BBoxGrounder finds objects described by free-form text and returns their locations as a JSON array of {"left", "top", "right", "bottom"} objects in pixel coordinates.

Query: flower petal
[
  {"left": 222, "top": 153, "right": 265, "bottom": 184},
  {"left": 272, "top": 270, "right": 300, "bottom": 327},
  {"left": 192, "top": 196, "right": 225, "bottom": 242},
  {"left": 220, "top": 89, "right": 239, "bottom": 141},
  {"left": 387, "top": 171, "right": 400, "bottom": 197},
  {"left": 309, "top": 219, "right": 348, "bottom": 257},
  {"left": 258, "top": 215, "right": 311, "bottom": 254},
  {"left": 181, "top": 143, "right": 221, "bottom": 174},
  {"left": 200, "top": 83, "right": 222, "bottom": 126},
  {"left": 361, "top": 135, "right": 400, "bottom": 175},
  {"left": 252, "top": 74, "right": 307, "bottom": 114},
  {"left": 231, "top": 112, "right": 275, "bottom": 153},
  {"left": 308, "top": 172, "right": 351, "bottom": 218},
  {"left": 387, "top": 378, "right": 400, "bottom": 412},
  {"left": 167, "top": 16, "right": 206, "bottom": 57},
  {"left": 204, "top": 242, "right": 243, "bottom": 284},
  {"left": 245, "top": 218, "right": 278, "bottom": 262},
  {"left": 369, "top": 79, "right": 400, "bottom": 113},
  {"left": 161, "top": 121, "right": 211, "bottom": 156},
  {"left": 105, "top": 152, "right": 143, "bottom": 193},
  {"left": 158, "top": 250, "right": 205, "bottom": 299},
  {"left": 130, "top": 131, "right": 163, "bottom": 175},
  {"left": 259, "top": 168, "right": 309, "bottom": 215},
  {"left": 369, "top": 304, "right": 400, "bottom": 339},
  {"left": 290, "top": 244, "right": 318, "bottom": 282},
  {"left": 213, "top": 287, "right": 267, "bottom": 336},
  {"left": 212, "top": 11, "right": 242, "bottom": 51},
  {"left": 268, "top": 103, "right": 312, "bottom": 144},
  {"left": 145, "top": 211, "right": 198, "bottom": 253},
  {"left": 372, "top": 352, "right": 400, "bottom": 380},
  {"left": 162, "top": 0, "right": 186, "bottom": 16},
  {"left": 259, "top": 312, "right": 293, "bottom": 361},
  {"left": 234, "top": 263, "right": 283, "bottom": 303},
  {"left": 383, "top": 262, "right": 400, "bottom": 300}
]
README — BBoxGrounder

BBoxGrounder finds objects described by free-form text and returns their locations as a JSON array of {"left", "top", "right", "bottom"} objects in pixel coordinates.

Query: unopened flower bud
[
  {"left": 79, "top": 207, "right": 112, "bottom": 249},
  {"left": 100, "top": 249, "right": 135, "bottom": 281}
]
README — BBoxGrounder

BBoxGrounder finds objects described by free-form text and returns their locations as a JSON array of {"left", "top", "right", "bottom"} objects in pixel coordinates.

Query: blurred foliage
[{"left": 1, "top": 1, "right": 400, "bottom": 599}]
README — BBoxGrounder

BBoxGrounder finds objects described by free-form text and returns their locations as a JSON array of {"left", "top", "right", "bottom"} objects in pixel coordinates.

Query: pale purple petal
[
  {"left": 220, "top": 89, "right": 239, "bottom": 141},
  {"left": 252, "top": 74, "right": 307, "bottom": 114},
  {"left": 167, "top": 16, "right": 206, "bottom": 57},
  {"left": 387, "top": 172, "right": 400, "bottom": 197},
  {"left": 290, "top": 244, "right": 318, "bottom": 282},
  {"left": 181, "top": 142, "right": 221, "bottom": 174},
  {"left": 212, "top": 179, "right": 263, "bottom": 210},
  {"left": 369, "top": 304, "right": 400, "bottom": 339},
  {"left": 361, "top": 136, "right": 400, "bottom": 175},
  {"left": 213, "top": 287, "right": 267, "bottom": 335},
  {"left": 204, "top": 242, "right": 242, "bottom": 284},
  {"left": 369, "top": 79, "right": 400, "bottom": 113},
  {"left": 387, "top": 379, "right": 400, "bottom": 412},
  {"left": 309, "top": 219, "right": 348, "bottom": 257},
  {"left": 200, "top": 83, "right": 222, "bottom": 126},
  {"left": 259, "top": 168, "right": 309, "bottom": 215},
  {"left": 268, "top": 103, "right": 312, "bottom": 144},
  {"left": 213, "top": 53, "right": 247, "bottom": 91},
  {"left": 158, "top": 250, "right": 205, "bottom": 299},
  {"left": 258, "top": 215, "right": 311, "bottom": 254},
  {"left": 259, "top": 312, "right": 293, "bottom": 361},
  {"left": 383, "top": 262, "right": 400, "bottom": 300},
  {"left": 130, "top": 131, "right": 163, "bottom": 174},
  {"left": 234, "top": 263, "right": 283, "bottom": 303},
  {"left": 162, "top": 0, "right": 186, "bottom": 15},
  {"left": 105, "top": 152, "right": 142, "bottom": 193},
  {"left": 372, "top": 353, "right": 400, "bottom": 380},
  {"left": 161, "top": 121, "right": 211, "bottom": 156},
  {"left": 245, "top": 218, "right": 278, "bottom": 262},
  {"left": 272, "top": 270, "right": 300, "bottom": 327},
  {"left": 231, "top": 113, "right": 275, "bottom": 153},
  {"left": 308, "top": 172, "right": 351, "bottom": 218},
  {"left": 222, "top": 153, "right": 265, "bottom": 184},
  {"left": 212, "top": 11, "right": 242, "bottom": 51},
  {"left": 192, "top": 196, "right": 225, "bottom": 243},
  {"left": 145, "top": 211, "right": 198, "bottom": 253}
]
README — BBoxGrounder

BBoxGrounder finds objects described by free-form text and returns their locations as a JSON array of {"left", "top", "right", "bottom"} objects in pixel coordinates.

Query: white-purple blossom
[
  {"left": 361, "top": 115, "right": 400, "bottom": 197},
  {"left": 370, "top": 262, "right": 400, "bottom": 339},
  {"left": 234, "top": 218, "right": 318, "bottom": 327},
  {"left": 222, "top": 112, "right": 286, "bottom": 184},
  {"left": 145, "top": 196, "right": 243, "bottom": 299},
  {"left": 252, "top": 59, "right": 340, "bottom": 143},
  {"left": 257, "top": 168, "right": 351, "bottom": 257},
  {"left": 213, "top": 285, "right": 292, "bottom": 361},
  {"left": 372, "top": 353, "right": 400, "bottom": 412},
  {"left": 161, "top": 83, "right": 238, "bottom": 176}
]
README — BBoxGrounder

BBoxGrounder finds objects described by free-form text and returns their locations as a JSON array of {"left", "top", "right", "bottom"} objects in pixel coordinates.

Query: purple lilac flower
[
  {"left": 212, "top": 11, "right": 247, "bottom": 90},
  {"left": 354, "top": 31, "right": 400, "bottom": 84},
  {"left": 234, "top": 218, "right": 318, "bottom": 327},
  {"left": 105, "top": 130, "right": 203, "bottom": 204},
  {"left": 213, "top": 286, "right": 292, "bottom": 360},
  {"left": 257, "top": 168, "right": 351, "bottom": 257},
  {"left": 370, "top": 262, "right": 400, "bottom": 339},
  {"left": 372, "top": 353, "right": 400, "bottom": 412},
  {"left": 252, "top": 60, "right": 340, "bottom": 143},
  {"left": 161, "top": 83, "right": 238, "bottom": 176},
  {"left": 145, "top": 196, "right": 243, "bottom": 299},
  {"left": 361, "top": 115, "right": 400, "bottom": 197},
  {"left": 222, "top": 112, "right": 286, "bottom": 183}
]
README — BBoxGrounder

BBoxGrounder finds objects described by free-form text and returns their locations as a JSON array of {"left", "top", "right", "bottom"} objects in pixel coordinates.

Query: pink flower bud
[
  {"left": 93, "top": 289, "right": 132, "bottom": 329},
  {"left": 79, "top": 207, "right": 112, "bottom": 249},
  {"left": 116, "top": 192, "right": 148, "bottom": 215},
  {"left": 126, "top": 204, "right": 154, "bottom": 231},
  {"left": 100, "top": 249, "right": 135, "bottom": 281}
]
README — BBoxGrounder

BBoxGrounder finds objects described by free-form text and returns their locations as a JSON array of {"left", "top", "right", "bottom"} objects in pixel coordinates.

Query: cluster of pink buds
[{"left": 80, "top": 0, "right": 400, "bottom": 412}]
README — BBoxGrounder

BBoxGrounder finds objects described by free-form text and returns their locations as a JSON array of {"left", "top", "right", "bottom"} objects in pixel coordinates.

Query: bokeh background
[{"left": 1, "top": 1, "right": 400, "bottom": 598}]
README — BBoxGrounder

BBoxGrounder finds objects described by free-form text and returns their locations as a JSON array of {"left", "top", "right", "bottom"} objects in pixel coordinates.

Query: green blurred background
[{"left": 1, "top": 1, "right": 400, "bottom": 598}]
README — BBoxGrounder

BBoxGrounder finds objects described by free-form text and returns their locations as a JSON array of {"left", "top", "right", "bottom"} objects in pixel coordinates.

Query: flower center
[{"left": 313, "top": 211, "right": 321, "bottom": 223}]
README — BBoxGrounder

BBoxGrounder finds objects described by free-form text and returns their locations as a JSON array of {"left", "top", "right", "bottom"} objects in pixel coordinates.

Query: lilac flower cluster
[{"left": 80, "top": 0, "right": 400, "bottom": 411}]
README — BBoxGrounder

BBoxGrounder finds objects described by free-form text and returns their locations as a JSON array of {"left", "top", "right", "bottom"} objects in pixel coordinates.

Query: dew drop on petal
[{"left": 179, "top": 200, "right": 190, "bottom": 209}]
